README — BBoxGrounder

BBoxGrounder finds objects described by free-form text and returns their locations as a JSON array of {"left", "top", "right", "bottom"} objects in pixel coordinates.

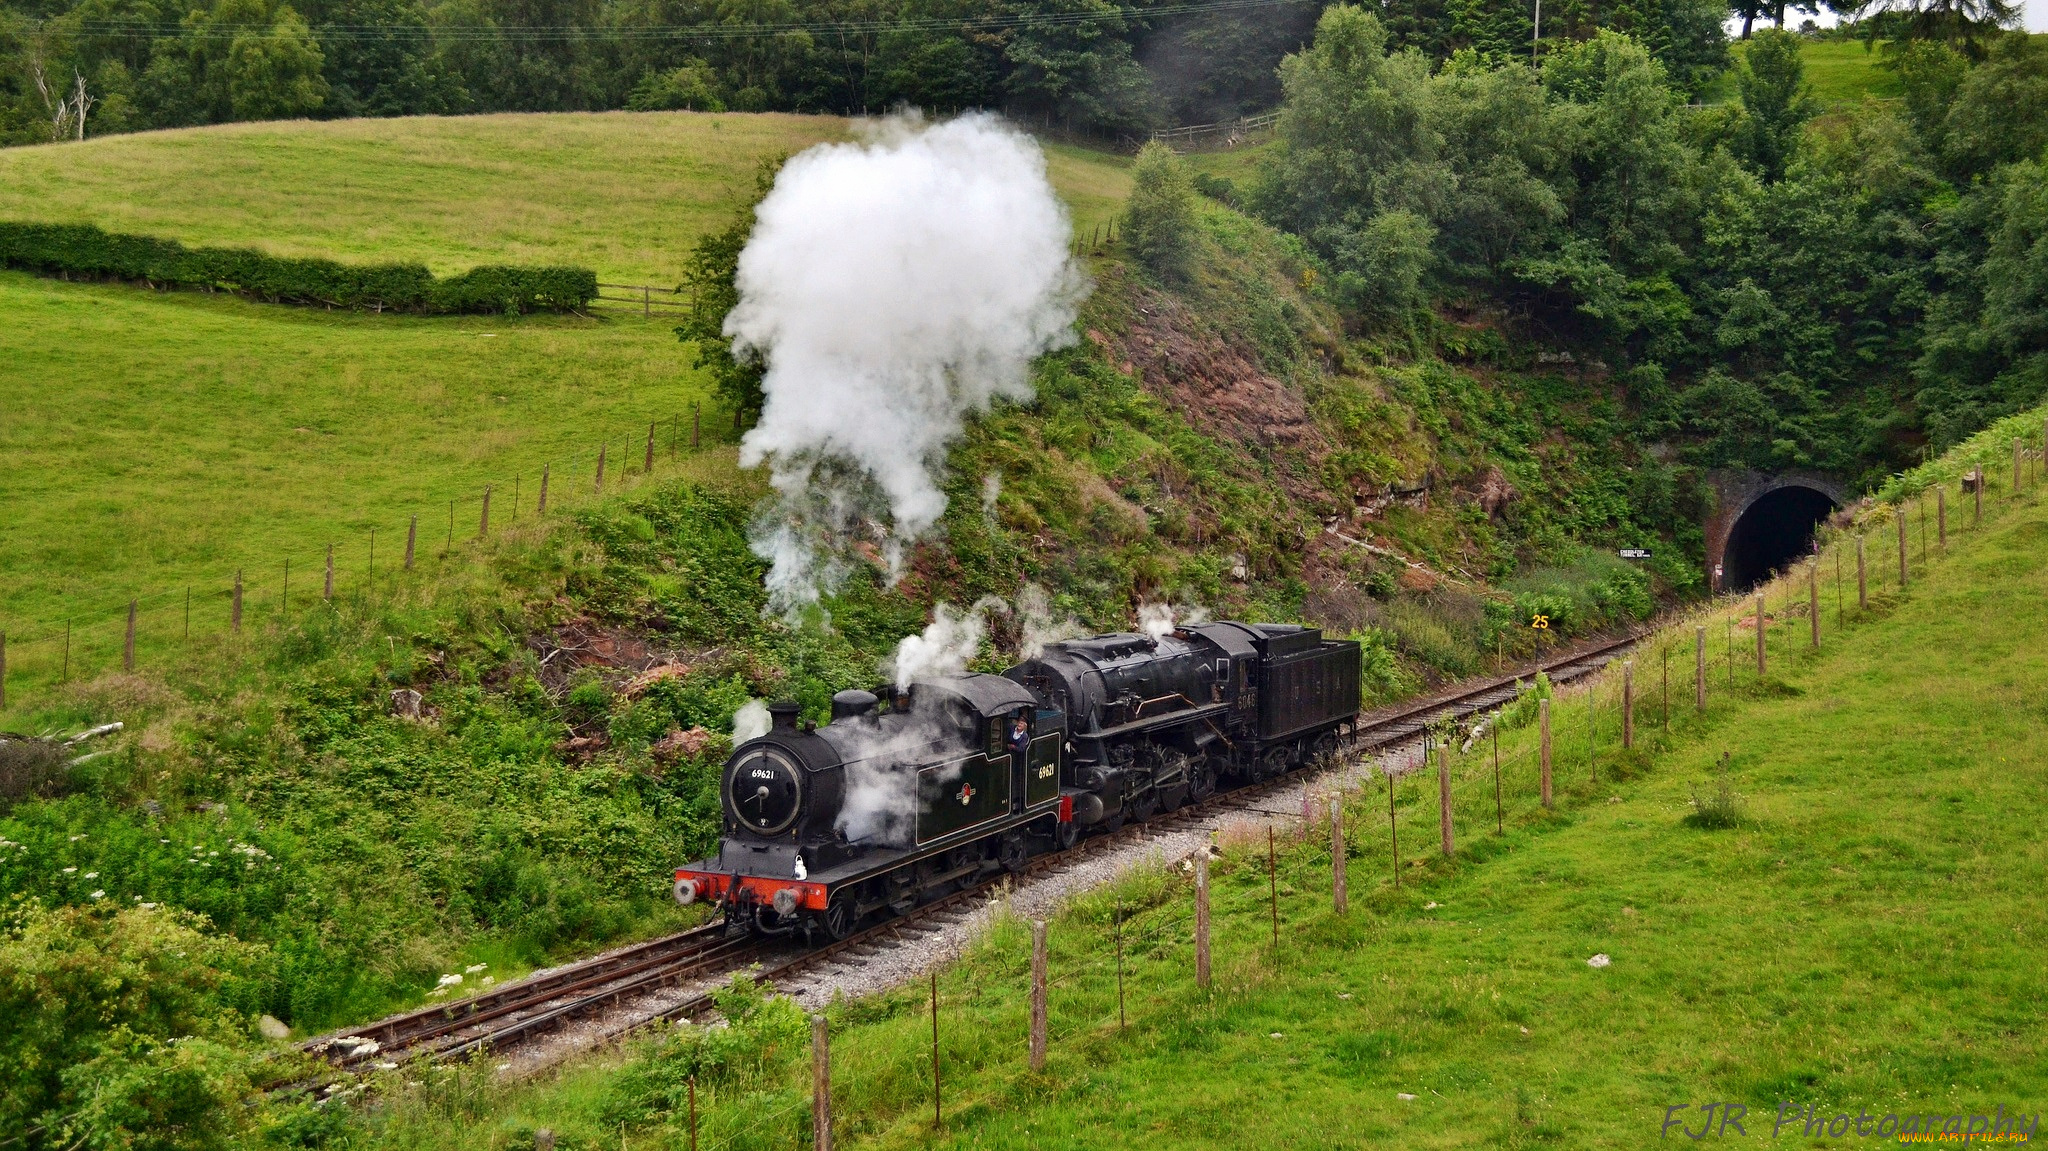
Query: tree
[
  {"left": 1735, "top": 28, "right": 1817, "bottom": 182},
  {"left": 223, "top": 6, "right": 328, "bottom": 120},
  {"left": 674, "top": 159, "right": 783, "bottom": 420},
  {"left": 1834, "top": 0, "right": 2019, "bottom": 54},
  {"left": 1123, "top": 141, "right": 1198, "bottom": 282}
]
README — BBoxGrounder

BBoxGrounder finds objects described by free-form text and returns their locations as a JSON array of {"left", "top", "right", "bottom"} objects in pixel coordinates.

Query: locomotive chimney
[
  {"left": 831, "top": 689, "right": 879, "bottom": 723},
  {"left": 769, "top": 700, "right": 802, "bottom": 730}
]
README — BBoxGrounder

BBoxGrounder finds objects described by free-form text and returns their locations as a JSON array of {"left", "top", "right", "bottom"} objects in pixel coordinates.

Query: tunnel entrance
[{"left": 1722, "top": 485, "right": 1837, "bottom": 591}]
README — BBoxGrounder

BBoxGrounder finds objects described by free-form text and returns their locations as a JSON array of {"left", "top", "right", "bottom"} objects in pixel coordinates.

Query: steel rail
[{"left": 299, "top": 628, "right": 1645, "bottom": 1077}]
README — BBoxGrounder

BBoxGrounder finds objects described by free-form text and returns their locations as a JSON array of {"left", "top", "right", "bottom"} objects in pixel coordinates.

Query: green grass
[
  {"left": 1711, "top": 38, "right": 1905, "bottom": 106},
  {"left": 0, "top": 113, "right": 1131, "bottom": 282},
  {"left": 377, "top": 413, "right": 2048, "bottom": 1149},
  {"left": 0, "top": 270, "right": 723, "bottom": 701},
  {"left": 0, "top": 115, "right": 1137, "bottom": 718}
]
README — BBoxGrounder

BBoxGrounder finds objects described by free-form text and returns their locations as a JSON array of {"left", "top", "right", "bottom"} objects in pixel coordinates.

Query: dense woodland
[
  {"left": 0, "top": 0, "right": 1741, "bottom": 143},
  {"left": 1211, "top": 15, "right": 2048, "bottom": 478}
]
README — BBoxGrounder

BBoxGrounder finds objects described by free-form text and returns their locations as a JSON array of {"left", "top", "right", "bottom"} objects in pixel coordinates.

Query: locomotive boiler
[{"left": 671, "top": 622, "right": 1361, "bottom": 941}]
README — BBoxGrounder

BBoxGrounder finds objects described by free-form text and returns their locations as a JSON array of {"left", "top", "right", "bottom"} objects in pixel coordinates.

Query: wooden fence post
[
  {"left": 1754, "top": 592, "right": 1766, "bottom": 677},
  {"left": 1856, "top": 536, "right": 1867, "bottom": 609},
  {"left": 1694, "top": 626, "right": 1706, "bottom": 712},
  {"left": 324, "top": 544, "right": 335, "bottom": 602},
  {"left": 1539, "top": 698, "right": 1552, "bottom": 807},
  {"left": 404, "top": 516, "right": 417, "bottom": 570},
  {"left": 1438, "top": 741, "right": 1454, "bottom": 857},
  {"left": 1896, "top": 507, "right": 1908, "bottom": 588},
  {"left": 1267, "top": 825, "right": 1278, "bottom": 948},
  {"left": 1621, "top": 661, "right": 1634, "bottom": 750},
  {"left": 1806, "top": 563, "right": 1818, "bottom": 648},
  {"left": 2015, "top": 438, "right": 2023, "bottom": 494},
  {"left": 1974, "top": 467, "right": 1983, "bottom": 525},
  {"left": 1331, "top": 802, "right": 1347, "bottom": 914},
  {"left": 124, "top": 600, "right": 137, "bottom": 671},
  {"left": 1386, "top": 769, "right": 1400, "bottom": 886},
  {"left": 282, "top": 558, "right": 289, "bottom": 618},
  {"left": 446, "top": 500, "right": 454, "bottom": 553},
  {"left": 692, "top": 403, "right": 701, "bottom": 448},
  {"left": 480, "top": 486, "right": 492, "bottom": 539},
  {"left": 233, "top": 571, "right": 243, "bottom": 633},
  {"left": 595, "top": 444, "right": 607, "bottom": 492},
  {"left": 1029, "top": 920, "right": 1048, "bottom": 1072},
  {"left": 646, "top": 422, "right": 656, "bottom": 474},
  {"left": 930, "top": 971, "right": 941, "bottom": 1129},
  {"left": 1938, "top": 485, "right": 1946, "bottom": 549},
  {"left": 812, "top": 1014, "right": 832, "bottom": 1151},
  {"left": 0, "top": 631, "right": 7, "bottom": 710},
  {"left": 539, "top": 464, "right": 551, "bottom": 514},
  {"left": 1194, "top": 851, "right": 1211, "bottom": 989}
]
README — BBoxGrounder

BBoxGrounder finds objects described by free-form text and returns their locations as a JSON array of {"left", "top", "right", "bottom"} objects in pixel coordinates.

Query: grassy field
[
  {"left": 0, "top": 115, "right": 1134, "bottom": 717},
  {"left": 1708, "top": 37, "right": 1905, "bottom": 106},
  {"left": 370, "top": 415, "right": 2048, "bottom": 1148},
  {"left": 0, "top": 114, "right": 1129, "bottom": 282}
]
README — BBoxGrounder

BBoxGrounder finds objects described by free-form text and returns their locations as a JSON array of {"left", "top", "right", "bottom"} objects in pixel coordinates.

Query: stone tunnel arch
[{"left": 1705, "top": 471, "right": 1852, "bottom": 593}]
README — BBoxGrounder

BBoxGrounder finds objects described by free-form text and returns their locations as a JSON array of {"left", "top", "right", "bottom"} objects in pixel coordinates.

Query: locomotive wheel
[
  {"left": 998, "top": 833, "right": 1031, "bottom": 874},
  {"left": 1312, "top": 732, "right": 1340, "bottom": 769},
  {"left": 1259, "top": 747, "right": 1291, "bottom": 780},
  {"left": 819, "top": 892, "right": 858, "bottom": 941},
  {"left": 1187, "top": 761, "right": 1216, "bottom": 803},
  {"left": 1129, "top": 790, "right": 1159, "bottom": 823},
  {"left": 1054, "top": 819, "right": 1081, "bottom": 851}
]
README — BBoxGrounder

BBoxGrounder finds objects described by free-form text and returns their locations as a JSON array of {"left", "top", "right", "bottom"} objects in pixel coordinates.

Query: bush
[
  {"left": 600, "top": 973, "right": 809, "bottom": 1125},
  {"left": 0, "top": 222, "right": 596, "bottom": 315},
  {"left": 1123, "top": 142, "right": 1198, "bottom": 282}
]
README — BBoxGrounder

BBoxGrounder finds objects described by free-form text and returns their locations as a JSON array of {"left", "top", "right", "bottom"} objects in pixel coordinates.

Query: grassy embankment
[
  {"left": 364, "top": 409, "right": 2048, "bottom": 1149},
  {"left": 0, "top": 115, "right": 1135, "bottom": 717}
]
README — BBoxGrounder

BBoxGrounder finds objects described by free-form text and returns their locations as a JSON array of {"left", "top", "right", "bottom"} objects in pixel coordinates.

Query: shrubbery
[{"left": 0, "top": 222, "right": 596, "bottom": 314}]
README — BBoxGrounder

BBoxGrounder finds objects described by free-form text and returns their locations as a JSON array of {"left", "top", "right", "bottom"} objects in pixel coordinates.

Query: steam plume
[
  {"left": 730, "top": 113, "right": 1086, "bottom": 620},
  {"left": 1016, "top": 583, "right": 1084, "bottom": 658},
  {"left": 891, "top": 596, "right": 1008, "bottom": 685},
  {"left": 1137, "top": 601, "right": 1211, "bottom": 641},
  {"left": 731, "top": 698, "right": 771, "bottom": 742}
]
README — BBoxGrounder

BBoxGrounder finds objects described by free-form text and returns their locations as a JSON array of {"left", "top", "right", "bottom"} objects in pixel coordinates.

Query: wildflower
[
  {"left": 89, "top": 890, "right": 105, "bottom": 899},
  {"left": 438, "top": 973, "right": 463, "bottom": 987},
  {"left": 62, "top": 867, "right": 76, "bottom": 874},
  {"left": 83, "top": 872, "right": 97, "bottom": 879},
  {"left": 464, "top": 963, "right": 487, "bottom": 974},
  {"left": 69, "top": 835, "right": 84, "bottom": 842},
  {"left": 1587, "top": 954, "right": 1612, "bottom": 968},
  {"left": 141, "top": 903, "right": 157, "bottom": 910}
]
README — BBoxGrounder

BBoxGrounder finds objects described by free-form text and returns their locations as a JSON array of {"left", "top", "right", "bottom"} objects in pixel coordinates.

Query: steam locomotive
[{"left": 671, "top": 622, "right": 1362, "bottom": 941}]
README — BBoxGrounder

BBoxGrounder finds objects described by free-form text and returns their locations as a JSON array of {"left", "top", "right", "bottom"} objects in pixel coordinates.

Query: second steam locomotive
[{"left": 672, "top": 621, "right": 1361, "bottom": 941}]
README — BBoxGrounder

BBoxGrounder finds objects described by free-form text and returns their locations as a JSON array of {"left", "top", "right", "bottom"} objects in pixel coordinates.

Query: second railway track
[{"left": 302, "top": 630, "right": 1641, "bottom": 1078}]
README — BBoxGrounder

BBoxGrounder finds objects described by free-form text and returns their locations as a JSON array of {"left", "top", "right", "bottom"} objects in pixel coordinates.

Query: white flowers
[
  {"left": 1587, "top": 953, "right": 1612, "bottom": 968},
  {"left": 1397, "top": 1093, "right": 1418, "bottom": 1101},
  {"left": 83, "top": 872, "right": 97, "bottom": 879},
  {"left": 69, "top": 835, "right": 84, "bottom": 842},
  {"left": 89, "top": 890, "right": 105, "bottom": 899},
  {"left": 464, "top": 963, "right": 488, "bottom": 974},
  {"left": 438, "top": 973, "right": 464, "bottom": 987},
  {"left": 61, "top": 866, "right": 76, "bottom": 874}
]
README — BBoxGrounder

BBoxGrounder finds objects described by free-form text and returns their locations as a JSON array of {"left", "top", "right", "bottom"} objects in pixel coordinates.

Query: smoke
[
  {"left": 980, "top": 473, "right": 1002, "bottom": 524},
  {"left": 1016, "top": 583, "right": 1084, "bottom": 658},
  {"left": 729, "top": 112, "right": 1087, "bottom": 620},
  {"left": 831, "top": 717, "right": 963, "bottom": 846},
  {"left": 890, "top": 596, "right": 1008, "bottom": 685},
  {"left": 1137, "top": 601, "right": 1211, "bottom": 641},
  {"left": 731, "top": 698, "right": 771, "bottom": 743}
]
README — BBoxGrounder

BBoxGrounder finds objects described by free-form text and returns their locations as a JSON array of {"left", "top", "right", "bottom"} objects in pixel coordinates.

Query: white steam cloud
[
  {"left": 730, "top": 112, "right": 1087, "bottom": 620},
  {"left": 1016, "top": 583, "right": 1084, "bottom": 659},
  {"left": 891, "top": 596, "right": 1007, "bottom": 685},
  {"left": 731, "top": 698, "right": 772, "bottom": 743},
  {"left": 1137, "top": 601, "right": 1211, "bottom": 641}
]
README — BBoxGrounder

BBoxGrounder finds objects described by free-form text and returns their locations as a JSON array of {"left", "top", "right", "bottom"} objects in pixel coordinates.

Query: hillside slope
[{"left": 377, "top": 408, "right": 2048, "bottom": 1150}]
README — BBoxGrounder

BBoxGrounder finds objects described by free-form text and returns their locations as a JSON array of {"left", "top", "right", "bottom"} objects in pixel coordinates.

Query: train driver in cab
[{"left": 1007, "top": 713, "right": 1031, "bottom": 758}]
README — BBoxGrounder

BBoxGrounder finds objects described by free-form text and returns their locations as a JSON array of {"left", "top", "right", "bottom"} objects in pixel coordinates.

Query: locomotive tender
[{"left": 672, "top": 622, "right": 1361, "bottom": 941}]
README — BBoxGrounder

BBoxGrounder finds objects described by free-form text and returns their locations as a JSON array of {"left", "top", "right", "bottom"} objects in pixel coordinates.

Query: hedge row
[{"left": 0, "top": 221, "right": 597, "bottom": 315}]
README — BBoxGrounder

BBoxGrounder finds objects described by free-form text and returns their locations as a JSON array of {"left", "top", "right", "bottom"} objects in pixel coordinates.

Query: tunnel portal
[{"left": 1721, "top": 484, "right": 1838, "bottom": 591}]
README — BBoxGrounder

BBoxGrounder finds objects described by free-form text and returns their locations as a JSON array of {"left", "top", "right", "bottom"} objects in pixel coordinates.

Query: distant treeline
[{"left": 0, "top": 0, "right": 1734, "bottom": 145}]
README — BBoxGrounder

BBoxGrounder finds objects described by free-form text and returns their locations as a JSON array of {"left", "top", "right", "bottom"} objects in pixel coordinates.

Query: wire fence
[
  {"left": 640, "top": 416, "right": 2048, "bottom": 1150},
  {"left": 0, "top": 402, "right": 733, "bottom": 720}
]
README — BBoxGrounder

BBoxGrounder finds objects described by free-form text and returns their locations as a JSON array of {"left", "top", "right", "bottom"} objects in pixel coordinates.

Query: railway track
[{"left": 300, "top": 630, "right": 1642, "bottom": 1080}]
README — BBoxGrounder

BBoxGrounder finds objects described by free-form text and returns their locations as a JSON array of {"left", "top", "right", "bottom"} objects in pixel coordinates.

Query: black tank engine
[{"left": 672, "top": 622, "right": 1361, "bottom": 941}]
